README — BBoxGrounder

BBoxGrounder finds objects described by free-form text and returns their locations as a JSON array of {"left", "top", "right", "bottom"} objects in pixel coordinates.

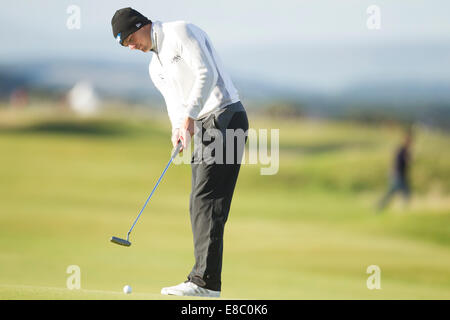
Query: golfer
[{"left": 111, "top": 7, "right": 249, "bottom": 297}]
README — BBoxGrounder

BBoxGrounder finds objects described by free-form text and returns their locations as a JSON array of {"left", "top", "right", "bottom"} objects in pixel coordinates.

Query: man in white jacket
[{"left": 112, "top": 8, "right": 249, "bottom": 297}]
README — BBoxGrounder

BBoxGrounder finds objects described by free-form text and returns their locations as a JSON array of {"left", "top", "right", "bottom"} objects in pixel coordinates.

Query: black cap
[{"left": 111, "top": 7, "right": 151, "bottom": 46}]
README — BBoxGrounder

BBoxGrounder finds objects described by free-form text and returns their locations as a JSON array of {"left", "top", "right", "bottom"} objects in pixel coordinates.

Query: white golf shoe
[{"left": 161, "top": 281, "right": 220, "bottom": 298}]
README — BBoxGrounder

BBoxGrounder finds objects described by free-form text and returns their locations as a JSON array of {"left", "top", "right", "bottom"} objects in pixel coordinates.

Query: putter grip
[{"left": 171, "top": 140, "right": 183, "bottom": 158}]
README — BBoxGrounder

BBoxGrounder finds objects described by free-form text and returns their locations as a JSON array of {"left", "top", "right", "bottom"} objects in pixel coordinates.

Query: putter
[{"left": 110, "top": 140, "right": 183, "bottom": 247}]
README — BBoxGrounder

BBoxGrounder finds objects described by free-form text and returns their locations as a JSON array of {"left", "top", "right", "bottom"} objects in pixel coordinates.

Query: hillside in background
[{"left": 1, "top": 41, "right": 450, "bottom": 129}]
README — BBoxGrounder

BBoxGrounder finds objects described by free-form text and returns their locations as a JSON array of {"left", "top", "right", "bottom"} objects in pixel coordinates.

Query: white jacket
[{"left": 148, "top": 20, "right": 240, "bottom": 133}]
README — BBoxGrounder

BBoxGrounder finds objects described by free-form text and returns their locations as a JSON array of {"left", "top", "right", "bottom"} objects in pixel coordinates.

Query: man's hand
[
  {"left": 172, "top": 117, "right": 195, "bottom": 152},
  {"left": 171, "top": 128, "right": 181, "bottom": 150},
  {"left": 180, "top": 116, "right": 195, "bottom": 151}
]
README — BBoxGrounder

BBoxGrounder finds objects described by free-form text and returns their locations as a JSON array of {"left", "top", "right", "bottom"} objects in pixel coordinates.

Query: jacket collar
[{"left": 150, "top": 21, "right": 164, "bottom": 54}]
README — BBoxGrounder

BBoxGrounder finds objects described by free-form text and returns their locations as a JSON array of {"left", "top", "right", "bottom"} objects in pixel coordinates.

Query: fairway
[{"left": 0, "top": 108, "right": 449, "bottom": 299}]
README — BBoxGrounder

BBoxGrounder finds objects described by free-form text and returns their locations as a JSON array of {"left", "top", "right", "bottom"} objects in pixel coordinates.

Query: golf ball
[{"left": 123, "top": 285, "right": 132, "bottom": 294}]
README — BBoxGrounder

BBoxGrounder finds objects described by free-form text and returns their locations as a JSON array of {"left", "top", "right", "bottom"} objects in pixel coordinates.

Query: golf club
[{"left": 110, "top": 140, "right": 183, "bottom": 247}]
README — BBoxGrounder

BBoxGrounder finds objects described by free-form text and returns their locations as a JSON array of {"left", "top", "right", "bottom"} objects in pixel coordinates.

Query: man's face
[{"left": 123, "top": 25, "right": 151, "bottom": 52}]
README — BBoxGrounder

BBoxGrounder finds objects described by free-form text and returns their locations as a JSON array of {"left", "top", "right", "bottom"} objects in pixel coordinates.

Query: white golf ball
[{"left": 123, "top": 285, "right": 132, "bottom": 294}]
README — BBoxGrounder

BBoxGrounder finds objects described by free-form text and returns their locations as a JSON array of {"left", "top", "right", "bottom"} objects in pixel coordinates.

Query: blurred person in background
[{"left": 377, "top": 129, "right": 414, "bottom": 212}]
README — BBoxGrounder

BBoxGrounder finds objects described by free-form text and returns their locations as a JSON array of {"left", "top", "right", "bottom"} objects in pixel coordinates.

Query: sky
[{"left": 1, "top": 0, "right": 450, "bottom": 91}]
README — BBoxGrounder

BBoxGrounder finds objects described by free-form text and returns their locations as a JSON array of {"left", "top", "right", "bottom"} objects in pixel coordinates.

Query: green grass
[{"left": 0, "top": 107, "right": 449, "bottom": 299}]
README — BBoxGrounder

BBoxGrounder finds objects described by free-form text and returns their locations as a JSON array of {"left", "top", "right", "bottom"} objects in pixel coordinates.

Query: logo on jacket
[{"left": 171, "top": 54, "right": 182, "bottom": 64}]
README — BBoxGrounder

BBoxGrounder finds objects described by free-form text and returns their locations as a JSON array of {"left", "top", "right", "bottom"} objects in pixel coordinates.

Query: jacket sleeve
[
  {"left": 173, "top": 23, "right": 218, "bottom": 119},
  {"left": 149, "top": 64, "right": 185, "bottom": 133}
]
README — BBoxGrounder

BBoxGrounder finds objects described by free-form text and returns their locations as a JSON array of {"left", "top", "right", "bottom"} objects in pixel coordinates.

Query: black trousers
[{"left": 187, "top": 105, "right": 249, "bottom": 291}]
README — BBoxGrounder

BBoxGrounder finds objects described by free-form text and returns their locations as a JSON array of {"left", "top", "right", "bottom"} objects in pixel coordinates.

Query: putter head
[{"left": 110, "top": 236, "right": 131, "bottom": 247}]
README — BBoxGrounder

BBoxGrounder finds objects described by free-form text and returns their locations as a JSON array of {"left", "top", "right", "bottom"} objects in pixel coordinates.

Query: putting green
[{"left": 0, "top": 108, "right": 449, "bottom": 299}]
